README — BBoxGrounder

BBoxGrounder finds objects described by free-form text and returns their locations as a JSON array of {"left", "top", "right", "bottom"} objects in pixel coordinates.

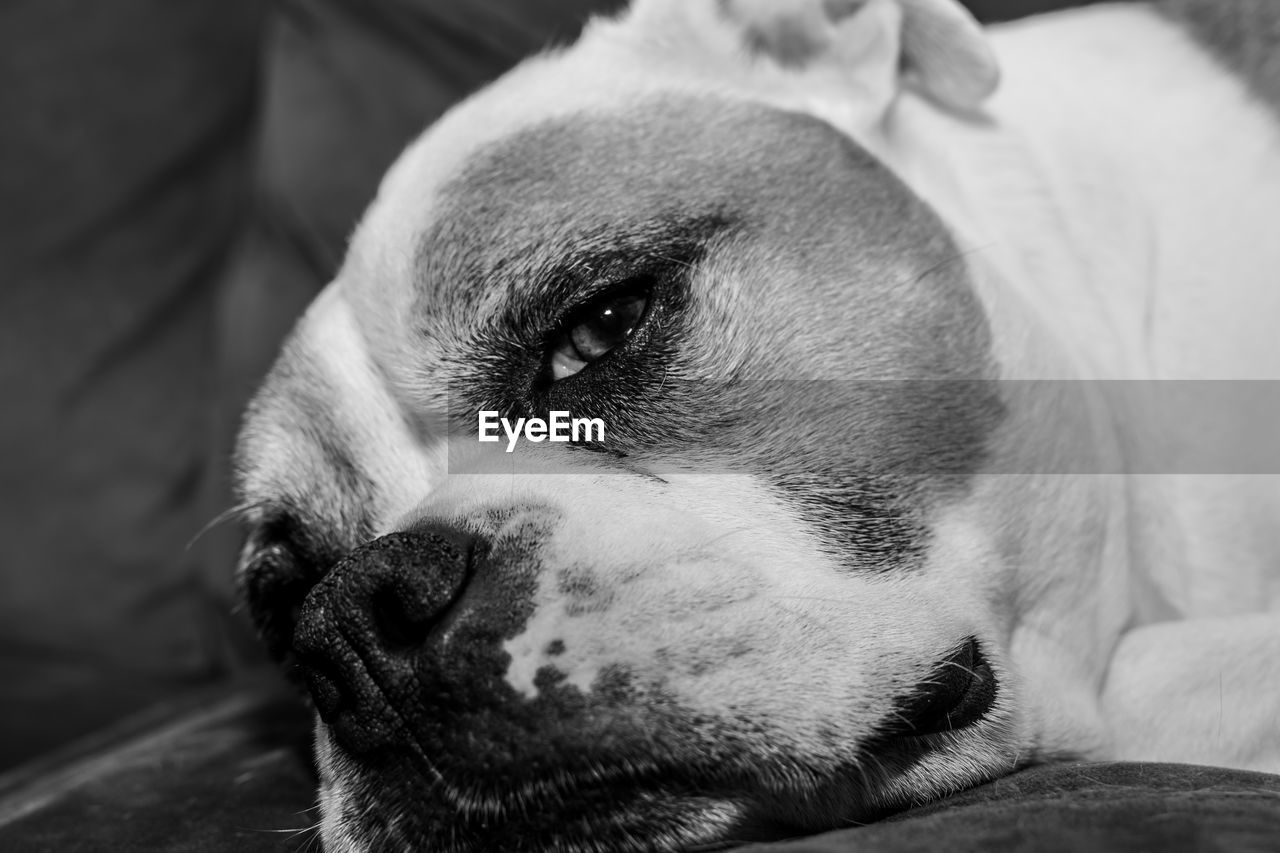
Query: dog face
[{"left": 236, "top": 1, "right": 1024, "bottom": 850}]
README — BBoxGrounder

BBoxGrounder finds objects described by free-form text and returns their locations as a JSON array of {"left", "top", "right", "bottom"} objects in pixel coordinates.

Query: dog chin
[
  {"left": 316, "top": 748, "right": 750, "bottom": 853},
  {"left": 313, "top": 714, "right": 1020, "bottom": 853}
]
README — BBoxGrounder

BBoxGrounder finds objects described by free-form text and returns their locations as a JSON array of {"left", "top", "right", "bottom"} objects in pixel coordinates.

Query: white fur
[
  {"left": 870, "top": 4, "right": 1280, "bottom": 766},
  {"left": 237, "top": 1, "right": 1280, "bottom": 849}
]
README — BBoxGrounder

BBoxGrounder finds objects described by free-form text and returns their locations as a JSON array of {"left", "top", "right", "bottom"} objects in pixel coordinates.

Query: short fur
[{"left": 235, "top": 1, "right": 1280, "bottom": 851}]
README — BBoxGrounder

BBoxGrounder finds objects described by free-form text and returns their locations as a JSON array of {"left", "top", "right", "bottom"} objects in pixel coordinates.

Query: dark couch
[
  {"left": 4, "top": 679, "right": 1280, "bottom": 851},
  {"left": 1, "top": 0, "right": 624, "bottom": 769}
]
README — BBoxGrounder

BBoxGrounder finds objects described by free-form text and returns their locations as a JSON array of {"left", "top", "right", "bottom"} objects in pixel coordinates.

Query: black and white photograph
[{"left": 3, "top": 1, "right": 1280, "bottom": 851}]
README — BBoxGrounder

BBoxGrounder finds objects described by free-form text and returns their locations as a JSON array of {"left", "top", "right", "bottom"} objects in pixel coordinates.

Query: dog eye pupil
[{"left": 568, "top": 291, "right": 647, "bottom": 363}]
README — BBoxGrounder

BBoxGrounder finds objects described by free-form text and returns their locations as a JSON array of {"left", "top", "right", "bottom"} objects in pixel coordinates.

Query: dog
[{"left": 233, "top": 0, "right": 1280, "bottom": 850}]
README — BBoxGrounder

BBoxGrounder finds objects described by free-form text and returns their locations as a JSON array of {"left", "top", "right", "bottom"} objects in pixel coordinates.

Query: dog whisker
[
  {"left": 648, "top": 250, "right": 700, "bottom": 273},
  {"left": 251, "top": 824, "right": 320, "bottom": 834},
  {"left": 939, "top": 659, "right": 983, "bottom": 680},
  {"left": 898, "top": 242, "right": 996, "bottom": 290},
  {"left": 185, "top": 499, "right": 272, "bottom": 552},
  {"left": 690, "top": 526, "right": 754, "bottom": 551},
  {"left": 766, "top": 594, "right": 861, "bottom": 604},
  {"left": 887, "top": 709, "right": 918, "bottom": 730}
]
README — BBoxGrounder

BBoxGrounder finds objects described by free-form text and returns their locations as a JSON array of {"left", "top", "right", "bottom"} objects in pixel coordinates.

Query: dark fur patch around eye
[{"left": 411, "top": 98, "right": 1001, "bottom": 570}]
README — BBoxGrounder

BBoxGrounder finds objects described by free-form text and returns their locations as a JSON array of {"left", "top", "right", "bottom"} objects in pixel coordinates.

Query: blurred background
[{"left": 0, "top": 0, "right": 1095, "bottom": 772}]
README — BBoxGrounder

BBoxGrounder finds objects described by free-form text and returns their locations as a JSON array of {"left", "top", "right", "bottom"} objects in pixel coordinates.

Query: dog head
[{"left": 236, "top": 1, "right": 1021, "bottom": 850}]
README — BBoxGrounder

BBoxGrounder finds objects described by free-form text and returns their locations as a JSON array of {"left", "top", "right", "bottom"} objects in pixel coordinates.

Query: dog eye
[{"left": 549, "top": 284, "right": 649, "bottom": 380}]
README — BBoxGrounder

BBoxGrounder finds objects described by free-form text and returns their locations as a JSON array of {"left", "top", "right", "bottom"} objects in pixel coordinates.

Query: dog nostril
[
  {"left": 301, "top": 663, "right": 344, "bottom": 722},
  {"left": 371, "top": 586, "right": 434, "bottom": 650}
]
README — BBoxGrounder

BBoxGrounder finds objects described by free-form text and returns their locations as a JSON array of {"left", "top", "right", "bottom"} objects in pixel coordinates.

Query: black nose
[{"left": 292, "top": 524, "right": 477, "bottom": 755}]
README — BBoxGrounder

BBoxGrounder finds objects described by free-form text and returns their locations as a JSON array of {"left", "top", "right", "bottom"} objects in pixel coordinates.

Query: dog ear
[{"left": 720, "top": 0, "right": 999, "bottom": 113}]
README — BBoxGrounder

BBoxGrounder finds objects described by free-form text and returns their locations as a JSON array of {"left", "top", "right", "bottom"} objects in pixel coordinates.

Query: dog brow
[
  {"left": 498, "top": 214, "right": 730, "bottom": 329},
  {"left": 418, "top": 204, "right": 735, "bottom": 338},
  {"left": 415, "top": 212, "right": 731, "bottom": 427},
  {"left": 410, "top": 100, "right": 775, "bottom": 330}
]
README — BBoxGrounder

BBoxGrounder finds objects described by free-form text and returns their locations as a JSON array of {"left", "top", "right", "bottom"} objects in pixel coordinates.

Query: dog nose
[{"left": 292, "top": 524, "right": 478, "bottom": 754}]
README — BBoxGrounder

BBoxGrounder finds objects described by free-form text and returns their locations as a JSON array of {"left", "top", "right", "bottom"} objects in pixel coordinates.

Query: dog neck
[
  {"left": 854, "top": 2, "right": 1280, "bottom": 756},
  {"left": 873, "top": 4, "right": 1280, "bottom": 384}
]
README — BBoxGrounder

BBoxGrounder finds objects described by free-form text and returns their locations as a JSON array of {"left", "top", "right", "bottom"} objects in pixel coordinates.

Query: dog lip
[
  {"left": 415, "top": 769, "right": 750, "bottom": 853},
  {"left": 446, "top": 763, "right": 707, "bottom": 818},
  {"left": 888, "top": 637, "right": 996, "bottom": 738}
]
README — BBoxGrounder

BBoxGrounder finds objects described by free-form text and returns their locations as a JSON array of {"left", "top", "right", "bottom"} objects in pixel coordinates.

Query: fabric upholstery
[
  {"left": 3, "top": 681, "right": 1278, "bottom": 852},
  {"left": 0, "top": 0, "right": 623, "bottom": 770},
  {"left": 0, "top": 0, "right": 267, "bottom": 768}
]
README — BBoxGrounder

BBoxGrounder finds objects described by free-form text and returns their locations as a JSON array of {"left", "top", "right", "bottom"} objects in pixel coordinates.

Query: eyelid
[
  {"left": 557, "top": 275, "right": 653, "bottom": 333},
  {"left": 543, "top": 277, "right": 654, "bottom": 384}
]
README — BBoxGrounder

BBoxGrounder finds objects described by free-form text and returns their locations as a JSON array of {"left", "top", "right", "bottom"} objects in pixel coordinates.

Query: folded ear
[{"left": 721, "top": 0, "right": 999, "bottom": 113}]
